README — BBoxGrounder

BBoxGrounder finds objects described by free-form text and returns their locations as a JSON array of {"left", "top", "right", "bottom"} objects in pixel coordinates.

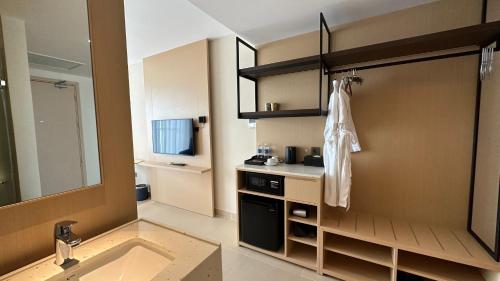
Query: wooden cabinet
[
  {"left": 285, "top": 177, "right": 322, "bottom": 205},
  {"left": 235, "top": 164, "right": 499, "bottom": 280}
]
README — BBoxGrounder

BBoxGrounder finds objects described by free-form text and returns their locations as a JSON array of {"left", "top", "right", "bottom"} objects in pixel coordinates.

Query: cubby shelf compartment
[
  {"left": 398, "top": 251, "right": 485, "bottom": 281},
  {"left": 288, "top": 233, "right": 317, "bottom": 247},
  {"left": 321, "top": 211, "right": 500, "bottom": 271},
  {"left": 287, "top": 201, "right": 318, "bottom": 226},
  {"left": 323, "top": 252, "right": 391, "bottom": 281},
  {"left": 286, "top": 241, "right": 317, "bottom": 270},
  {"left": 324, "top": 233, "right": 393, "bottom": 268},
  {"left": 288, "top": 213, "right": 317, "bottom": 226}
]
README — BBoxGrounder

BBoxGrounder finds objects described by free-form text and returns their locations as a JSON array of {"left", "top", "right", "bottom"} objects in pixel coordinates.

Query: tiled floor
[{"left": 138, "top": 200, "right": 339, "bottom": 281}]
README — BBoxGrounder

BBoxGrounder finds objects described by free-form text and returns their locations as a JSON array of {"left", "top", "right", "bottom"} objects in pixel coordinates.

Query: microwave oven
[{"left": 245, "top": 172, "right": 284, "bottom": 196}]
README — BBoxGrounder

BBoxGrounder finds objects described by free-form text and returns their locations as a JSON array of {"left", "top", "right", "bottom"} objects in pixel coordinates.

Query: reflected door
[
  {"left": 31, "top": 79, "right": 85, "bottom": 195},
  {"left": 0, "top": 21, "right": 18, "bottom": 207},
  {"left": 0, "top": 85, "right": 18, "bottom": 206}
]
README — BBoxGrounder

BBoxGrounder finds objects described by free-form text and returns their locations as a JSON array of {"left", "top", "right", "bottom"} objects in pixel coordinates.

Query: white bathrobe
[{"left": 323, "top": 80, "right": 361, "bottom": 208}]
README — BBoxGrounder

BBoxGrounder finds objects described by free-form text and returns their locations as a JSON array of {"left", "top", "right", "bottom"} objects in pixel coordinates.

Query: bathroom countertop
[
  {"left": 236, "top": 163, "right": 325, "bottom": 180},
  {"left": 0, "top": 219, "right": 221, "bottom": 281}
]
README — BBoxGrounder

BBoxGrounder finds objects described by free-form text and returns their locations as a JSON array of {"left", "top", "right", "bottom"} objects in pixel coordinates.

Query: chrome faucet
[{"left": 54, "top": 221, "right": 82, "bottom": 266}]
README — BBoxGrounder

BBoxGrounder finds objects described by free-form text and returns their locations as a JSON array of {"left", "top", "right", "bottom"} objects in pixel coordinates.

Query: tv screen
[{"left": 152, "top": 119, "right": 195, "bottom": 156}]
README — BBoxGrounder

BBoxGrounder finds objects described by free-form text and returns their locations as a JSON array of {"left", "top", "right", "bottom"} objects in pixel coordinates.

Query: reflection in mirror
[{"left": 0, "top": 0, "right": 100, "bottom": 208}]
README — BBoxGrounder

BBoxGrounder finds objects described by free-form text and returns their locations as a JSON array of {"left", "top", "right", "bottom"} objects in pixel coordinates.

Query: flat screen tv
[{"left": 152, "top": 119, "right": 195, "bottom": 156}]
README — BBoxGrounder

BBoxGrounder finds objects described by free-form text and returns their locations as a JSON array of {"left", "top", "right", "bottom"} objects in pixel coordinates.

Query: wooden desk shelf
[{"left": 136, "top": 160, "right": 211, "bottom": 174}]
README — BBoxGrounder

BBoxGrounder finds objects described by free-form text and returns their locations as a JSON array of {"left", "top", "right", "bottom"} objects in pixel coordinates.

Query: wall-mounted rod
[{"left": 327, "top": 49, "right": 489, "bottom": 74}]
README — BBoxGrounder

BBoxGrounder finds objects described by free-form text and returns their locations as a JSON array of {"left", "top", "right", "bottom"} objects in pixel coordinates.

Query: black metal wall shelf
[
  {"left": 240, "top": 109, "right": 327, "bottom": 119},
  {"left": 236, "top": 15, "right": 500, "bottom": 120},
  {"left": 239, "top": 56, "right": 320, "bottom": 80},
  {"left": 238, "top": 20, "right": 500, "bottom": 81}
]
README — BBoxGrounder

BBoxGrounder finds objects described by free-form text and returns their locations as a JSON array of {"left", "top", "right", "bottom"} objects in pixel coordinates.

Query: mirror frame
[{"left": 0, "top": 0, "right": 104, "bottom": 210}]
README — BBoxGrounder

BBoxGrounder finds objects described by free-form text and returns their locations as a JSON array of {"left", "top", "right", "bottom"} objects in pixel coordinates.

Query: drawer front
[{"left": 285, "top": 177, "right": 322, "bottom": 204}]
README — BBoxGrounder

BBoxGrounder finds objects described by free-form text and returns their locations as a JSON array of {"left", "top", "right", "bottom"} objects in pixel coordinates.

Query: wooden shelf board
[
  {"left": 238, "top": 21, "right": 500, "bottom": 79},
  {"left": 238, "top": 55, "right": 319, "bottom": 79},
  {"left": 398, "top": 251, "right": 485, "bottom": 281},
  {"left": 320, "top": 211, "right": 500, "bottom": 271},
  {"left": 238, "top": 241, "right": 284, "bottom": 259},
  {"left": 288, "top": 214, "right": 317, "bottom": 226},
  {"left": 240, "top": 109, "right": 327, "bottom": 119},
  {"left": 237, "top": 188, "right": 284, "bottom": 200},
  {"left": 288, "top": 233, "right": 317, "bottom": 247},
  {"left": 323, "top": 252, "right": 391, "bottom": 281},
  {"left": 324, "top": 234, "right": 393, "bottom": 268},
  {"left": 136, "top": 160, "right": 211, "bottom": 174},
  {"left": 286, "top": 242, "right": 317, "bottom": 270},
  {"left": 324, "top": 21, "right": 500, "bottom": 69}
]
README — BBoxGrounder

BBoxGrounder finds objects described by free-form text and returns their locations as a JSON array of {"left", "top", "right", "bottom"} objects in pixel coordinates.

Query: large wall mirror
[{"left": 0, "top": 0, "right": 100, "bottom": 208}]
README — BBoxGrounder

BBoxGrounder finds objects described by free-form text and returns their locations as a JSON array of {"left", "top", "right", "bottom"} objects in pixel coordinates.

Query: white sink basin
[{"left": 47, "top": 238, "right": 174, "bottom": 281}]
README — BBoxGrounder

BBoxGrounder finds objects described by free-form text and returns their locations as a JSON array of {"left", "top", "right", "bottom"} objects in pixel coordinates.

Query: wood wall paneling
[
  {"left": 256, "top": 0, "right": 482, "bottom": 228},
  {"left": 143, "top": 40, "right": 214, "bottom": 217},
  {"left": 0, "top": 0, "right": 137, "bottom": 275}
]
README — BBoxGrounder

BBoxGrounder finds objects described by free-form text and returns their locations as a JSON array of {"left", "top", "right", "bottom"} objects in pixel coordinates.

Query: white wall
[
  {"left": 128, "top": 62, "right": 148, "bottom": 161},
  {"left": 29, "top": 68, "right": 101, "bottom": 186},
  {"left": 209, "top": 35, "right": 256, "bottom": 215},
  {"left": 1, "top": 15, "right": 42, "bottom": 200},
  {"left": 128, "top": 62, "right": 148, "bottom": 186}
]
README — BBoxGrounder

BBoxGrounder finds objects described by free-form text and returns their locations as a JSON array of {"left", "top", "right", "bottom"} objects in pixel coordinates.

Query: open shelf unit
[
  {"left": 318, "top": 210, "right": 500, "bottom": 281},
  {"left": 324, "top": 233, "right": 393, "bottom": 268},
  {"left": 323, "top": 251, "right": 392, "bottom": 281},
  {"left": 288, "top": 233, "right": 317, "bottom": 247},
  {"left": 236, "top": 12, "right": 500, "bottom": 119},
  {"left": 235, "top": 166, "right": 499, "bottom": 280},
  {"left": 287, "top": 201, "right": 318, "bottom": 225},
  {"left": 397, "top": 250, "right": 485, "bottom": 281},
  {"left": 286, "top": 241, "right": 317, "bottom": 270}
]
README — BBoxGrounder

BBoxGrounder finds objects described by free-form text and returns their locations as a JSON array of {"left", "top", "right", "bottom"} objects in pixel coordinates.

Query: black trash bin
[{"left": 136, "top": 184, "right": 150, "bottom": 201}]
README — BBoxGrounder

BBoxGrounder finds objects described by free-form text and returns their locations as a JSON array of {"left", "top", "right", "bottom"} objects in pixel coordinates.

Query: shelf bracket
[
  {"left": 236, "top": 37, "right": 258, "bottom": 119},
  {"left": 320, "top": 13, "right": 332, "bottom": 113}
]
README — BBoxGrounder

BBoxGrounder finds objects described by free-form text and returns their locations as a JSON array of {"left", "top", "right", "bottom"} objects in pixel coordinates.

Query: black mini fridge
[{"left": 239, "top": 194, "right": 284, "bottom": 251}]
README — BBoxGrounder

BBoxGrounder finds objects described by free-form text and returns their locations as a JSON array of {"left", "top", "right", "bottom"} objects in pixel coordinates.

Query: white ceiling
[
  {"left": 0, "top": 0, "right": 92, "bottom": 77},
  {"left": 124, "top": 0, "right": 233, "bottom": 64},
  {"left": 187, "top": 0, "right": 436, "bottom": 45}
]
